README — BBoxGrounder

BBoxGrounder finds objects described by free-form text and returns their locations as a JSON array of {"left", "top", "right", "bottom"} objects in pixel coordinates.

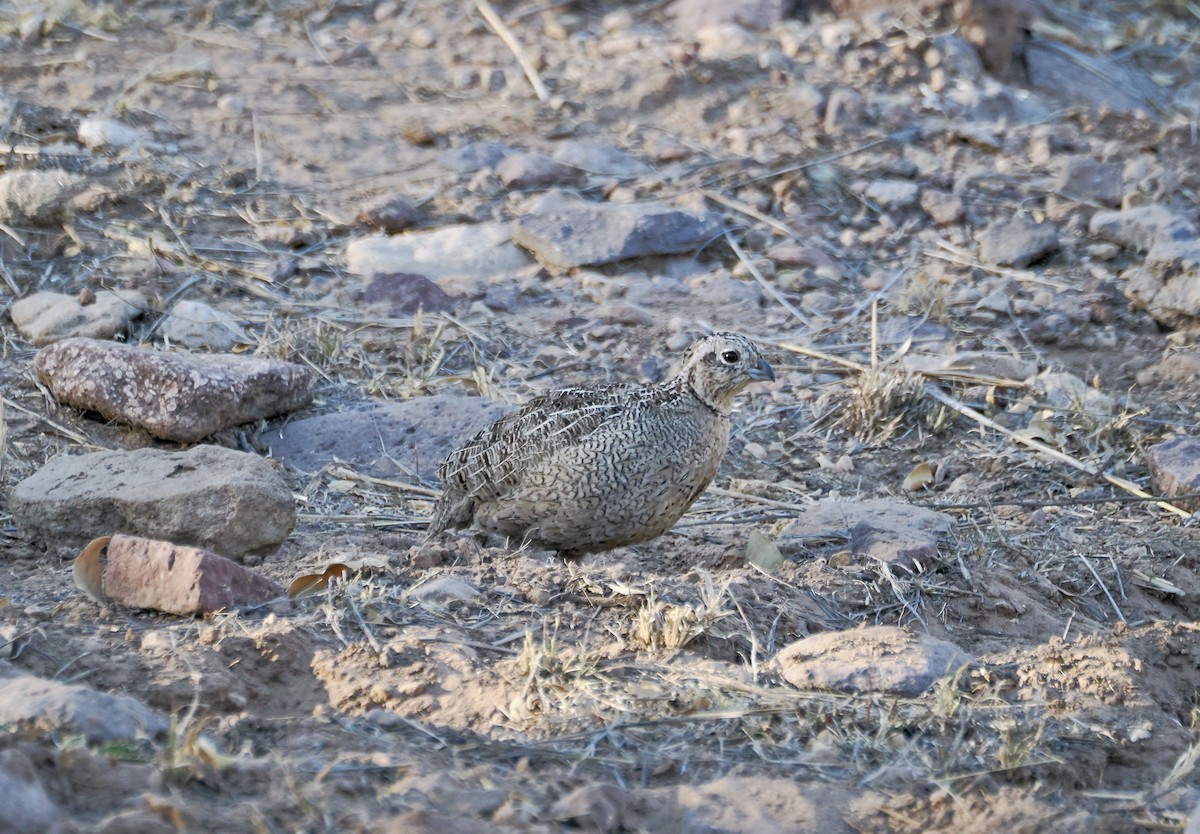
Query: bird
[{"left": 426, "top": 332, "right": 774, "bottom": 560}]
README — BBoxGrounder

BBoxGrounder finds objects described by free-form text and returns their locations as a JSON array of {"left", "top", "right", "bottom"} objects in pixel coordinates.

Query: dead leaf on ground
[
  {"left": 746, "top": 529, "right": 784, "bottom": 571},
  {"left": 903, "top": 462, "right": 935, "bottom": 491},
  {"left": 73, "top": 535, "right": 111, "bottom": 605},
  {"left": 287, "top": 557, "right": 388, "bottom": 598}
]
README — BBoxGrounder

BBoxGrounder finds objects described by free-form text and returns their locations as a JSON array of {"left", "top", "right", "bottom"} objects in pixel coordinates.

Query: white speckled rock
[{"left": 34, "top": 337, "right": 314, "bottom": 442}]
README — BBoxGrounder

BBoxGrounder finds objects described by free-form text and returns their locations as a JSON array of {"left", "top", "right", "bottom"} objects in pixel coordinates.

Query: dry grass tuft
[{"left": 838, "top": 363, "right": 929, "bottom": 444}]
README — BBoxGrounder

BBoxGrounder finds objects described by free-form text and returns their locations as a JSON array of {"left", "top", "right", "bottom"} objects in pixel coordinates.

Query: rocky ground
[{"left": 3, "top": 0, "right": 1200, "bottom": 831}]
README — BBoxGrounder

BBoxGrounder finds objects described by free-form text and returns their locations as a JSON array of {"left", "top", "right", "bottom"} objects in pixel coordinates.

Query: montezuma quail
[{"left": 426, "top": 333, "right": 774, "bottom": 560}]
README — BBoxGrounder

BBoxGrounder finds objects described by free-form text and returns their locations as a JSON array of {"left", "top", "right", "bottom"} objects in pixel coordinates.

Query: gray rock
[
  {"left": 103, "top": 534, "right": 284, "bottom": 614},
  {"left": 919, "top": 189, "right": 965, "bottom": 225},
  {"left": 779, "top": 499, "right": 953, "bottom": 569},
  {"left": 667, "top": 0, "right": 785, "bottom": 31},
  {"left": 1147, "top": 436, "right": 1200, "bottom": 512},
  {"left": 849, "top": 522, "right": 939, "bottom": 572},
  {"left": 512, "top": 202, "right": 724, "bottom": 269},
  {"left": 407, "top": 575, "right": 480, "bottom": 605},
  {"left": 774, "top": 626, "right": 975, "bottom": 696},
  {"left": 11, "top": 445, "right": 296, "bottom": 559},
  {"left": 976, "top": 215, "right": 1059, "bottom": 267},
  {"left": 0, "top": 675, "right": 166, "bottom": 741},
  {"left": 34, "top": 338, "right": 314, "bottom": 442},
  {"left": 864, "top": 179, "right": 919, "bottom": 210},
  {"left": 362, "top": 272, "right": 458, "bottom": 315},
  {"left": 437, "top": 141, "right": 513, "bottom": 172},
  {"left": 496, "top": 151, "right": 576, "bottom": 189},
  {"left": 1054, "top": 156, "right": 1123, "bottom": 207},
  {"left": 1122, "top": 239, "right": 1200, "bottom": 326},
  {"left": 77, "top": 117, "right": 142, "bottom": 151},
  {"left": 551, "top": 141, "right": 653, "bottom": 178},
  {"left": 1089, "top": 205, "right": 1197, "bottom": 252},
  {"left": 344, "top": 222, "right": 531, "bottom": 282},
  {"left": 10, "top": 289, "right": 147, "bottom": 347},
  {"left": 0, "top": 170, "right": 85, "bottom": 224},
  {"left": 160, "top": 298, "right": 247, "bottom": 351},
  {"left": 356, "top": 193, "right": 422, "bottom": 232},
  {"left": 0, "top": 750, "right": 62, "bottom": 834},
  {"left": 268, "top": 394, "right": 512, "bottom": 482}
]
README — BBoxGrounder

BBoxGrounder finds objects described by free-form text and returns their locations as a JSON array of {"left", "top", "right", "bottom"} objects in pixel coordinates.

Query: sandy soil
[{"left": 3, "top": 1, "right": 1200, "bottom": 832}]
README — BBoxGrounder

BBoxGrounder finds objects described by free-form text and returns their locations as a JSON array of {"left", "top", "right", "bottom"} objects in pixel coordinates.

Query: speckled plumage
[{"left": 426, "top": 333, "right": 774, "bottom": 559}]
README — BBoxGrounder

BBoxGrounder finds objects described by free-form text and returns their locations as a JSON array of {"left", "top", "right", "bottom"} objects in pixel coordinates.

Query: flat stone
[
  {"left": 774, "top": 626, "right": 974, "bottom": 696},
  {"left": 0, "top": 749, "right": 62, "bottom": 834},
  {"left": 34, "top": 337, "right": 314, "bottom": 442},
  {"left": 920, "top": 189, "right": 965, "bottom": 225},
  {"left": 268, "top": 395, "right": 512, "bottom": 482},
  {"left": 0, "top": 675, "right": 166, "bottom": 741},
  {"left": 0, "top": 170, "right": 85, "bottom": 224},
  {"left": 437, "top": 141, "right": 513, "bottom": 172},
  {"left": 160, "top": 298, "right": 247, "bottom": 351},
  {"left": 103, "top": 534, "right": 284, "bottom": 615},
  {"left": 976, "top": 215, "right": 1060, "bottom": 267},
  {"left": 344, "top": 222, "right": 531, "bottom": 282},
  {"left": 551, "top": 141, "right": 653, "bottom": 178},
  {"left": 10, "top": 289, "right": 147, "bottom": 347},
  {"left": 407, "top": 575, "right": 480, "bottom": 605},
  {"left": 356, "top": 193, "right": 422, "bottom": 233},
  {"left": 362, "top": 271, "right": 459, "bottom": 314},
  {"left": 11, "top": 445, "right": 296, "bottom": 560},
  {"left": 77, "top": 117, "right": 142, "bottom": 151},
  {"left": 1147, "top": 436, "right": 1200, "bottom": 512},
  {"left": 496, "top": 151, "right": 576, "bottom": 189},
  {"left": 848, "top": 523, "right": 939, "bottom": 572},
  {"left": 512, "top": 202, "right": 724, "bottom": 269},
  {"left": 864, "top": 179, "right": 919, "bottom": 209},
  {"left": 1054, "top": 156, "right": 1123, "bottom": 207},
  {"left": 1089, "top": 205, "right": 1197, "bottom": 252},
  {"left": 667, "top": 0, "right": 786, "bottom": 31}
]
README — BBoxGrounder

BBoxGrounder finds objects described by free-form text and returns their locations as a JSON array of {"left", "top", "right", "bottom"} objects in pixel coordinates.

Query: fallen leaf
[
  {"left": 903, "top": 462, "right": 934, "bottom": 491},
  {"left": 73, "top": 535, "right": 111, "bottom": 605},
  {"left": 287, "top": 557, "right": 387, "bottom": 598},
  {"left": 746, "top": 529, "right": 784, "bottom": 571}
]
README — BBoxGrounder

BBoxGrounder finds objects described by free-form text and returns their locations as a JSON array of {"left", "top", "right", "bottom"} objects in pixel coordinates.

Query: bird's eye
[{"left": 720, "top": 350, "right": 740, "bottom": 364}]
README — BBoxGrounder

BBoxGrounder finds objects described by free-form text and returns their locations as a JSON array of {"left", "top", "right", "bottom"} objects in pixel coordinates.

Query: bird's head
[{"left": 679, "top": 332, "right": 774, "bottom": 414}]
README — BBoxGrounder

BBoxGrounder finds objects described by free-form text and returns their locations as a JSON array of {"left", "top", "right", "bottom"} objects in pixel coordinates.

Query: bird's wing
[{"left": 437, "top": 384, "right": 644, "bottom": 506}]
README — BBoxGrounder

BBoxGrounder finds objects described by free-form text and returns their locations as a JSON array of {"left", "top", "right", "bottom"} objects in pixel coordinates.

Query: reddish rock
[
  {"left": 104, "top": 534, "right": 284, "bottom": 615},
  {"left": 34, "top": 337, "right": 314, "bottom": 442},
  {"left": 1147, "top": 436, "right": 1200, "bottom": 512}
]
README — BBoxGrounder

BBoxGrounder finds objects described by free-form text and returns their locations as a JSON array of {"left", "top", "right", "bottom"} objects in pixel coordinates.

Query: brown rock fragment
[
  {"left": 774, "top": 626, "right": 974, "bottom": 696},
  {"left": 1147, "top": 436, "right": 1200, "bottom": 512},
  {"left": 104, "top": 535, "right": 284, "bottom": 615},
  {"left": 34, "top": 337, "right": 314, "bottom": 442}
]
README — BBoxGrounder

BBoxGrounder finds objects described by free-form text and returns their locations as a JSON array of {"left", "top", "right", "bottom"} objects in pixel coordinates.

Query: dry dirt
[{"left": 3, "top": 1, "right": 1200, "bottom": 832}]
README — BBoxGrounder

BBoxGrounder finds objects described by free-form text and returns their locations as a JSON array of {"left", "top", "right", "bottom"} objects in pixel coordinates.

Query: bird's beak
[{"left": 747, "top": 358, "right": 775, "bottom": 382}]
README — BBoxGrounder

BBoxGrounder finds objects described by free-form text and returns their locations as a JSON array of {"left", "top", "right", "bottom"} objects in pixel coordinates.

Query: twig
[
  {"left": 1, "top": 393, "right": 104, "bottom": 448},
  {"left": 475, "top": 0, "right": 549, "bottom": 102},
  {"left": 1077, "top": 554, "right": 1126, "bottom": 623},
  {"left": 924, "top": 384, "right": 1193, "bottom": 520},
  {"left": 927, "top": 239, "right": 1071, "bottom": 291},
  {"left": 724, "top": 231, "right": 812, "bottom": 327},
  {"left": 327, "top": 464, "right": 442, "bottom": 497},
  {"left": 347, "top": 593, "right": 382, "bottom": 654},
  {"left": 704, "top": 189, "right": 802, "bottom": 241}
]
